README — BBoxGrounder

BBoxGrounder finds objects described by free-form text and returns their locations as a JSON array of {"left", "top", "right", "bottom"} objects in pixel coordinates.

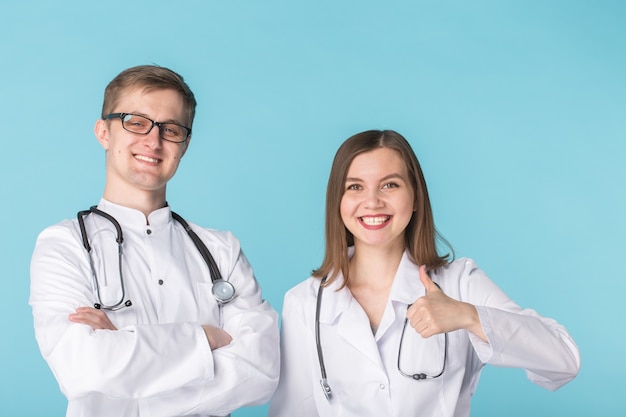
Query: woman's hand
[{"left": 406, "top": 266, "right": 487, "bottom": 342}]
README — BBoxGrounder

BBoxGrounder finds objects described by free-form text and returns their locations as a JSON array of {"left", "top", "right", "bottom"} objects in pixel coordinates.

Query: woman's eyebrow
[{"left": 345, "top": 173, "right": 405, "bottom": 182}]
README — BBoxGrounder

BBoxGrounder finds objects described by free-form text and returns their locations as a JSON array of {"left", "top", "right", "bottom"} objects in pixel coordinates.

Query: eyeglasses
[{"left": 104, "top": 113, "right": 191, "bottom": 143}]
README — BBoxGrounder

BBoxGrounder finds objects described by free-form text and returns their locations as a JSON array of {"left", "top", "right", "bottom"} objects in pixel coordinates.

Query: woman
[{"left": 269, "top": 130, "right": 579, "bottom": 417}]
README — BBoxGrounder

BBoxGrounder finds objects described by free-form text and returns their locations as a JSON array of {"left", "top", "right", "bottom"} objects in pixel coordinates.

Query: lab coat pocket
[{"left": 195, "top": 282, "right": 221, "bottom": 327}]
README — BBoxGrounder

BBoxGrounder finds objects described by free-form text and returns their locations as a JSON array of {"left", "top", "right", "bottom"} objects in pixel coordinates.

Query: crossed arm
[{"left": 69, "top": 307, "right": 233, "bottom": 350}]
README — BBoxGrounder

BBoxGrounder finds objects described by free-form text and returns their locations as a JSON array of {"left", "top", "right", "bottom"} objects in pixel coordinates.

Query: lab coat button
[
  {"left": 158, "top": 279, "right": 164, "bottom": 285},
  {"left": 146, "top": 229, "right": 152, "bottom": 235},
  {"left": 379, "top": 383, "right": 386, "bottom": 390}
]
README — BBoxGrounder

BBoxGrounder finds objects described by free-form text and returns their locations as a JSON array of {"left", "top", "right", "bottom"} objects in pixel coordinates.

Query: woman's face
[{"left": 340, "top": 147, "right": 415, "bottom": 253}]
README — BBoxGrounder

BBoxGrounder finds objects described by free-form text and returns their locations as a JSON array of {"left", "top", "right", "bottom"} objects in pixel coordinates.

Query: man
[{"left": 30, "top": 65, "right": 279, "bottom": 417}]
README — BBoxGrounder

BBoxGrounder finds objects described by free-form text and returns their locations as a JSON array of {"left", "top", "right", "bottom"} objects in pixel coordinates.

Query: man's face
[{"left": 95, "top": 88, "right": 190, "bottom": 200}]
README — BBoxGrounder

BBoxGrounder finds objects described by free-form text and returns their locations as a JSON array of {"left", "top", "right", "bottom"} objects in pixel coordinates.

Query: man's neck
[{"left": 102, "top": 187, "right": 167, "bottom": 221}]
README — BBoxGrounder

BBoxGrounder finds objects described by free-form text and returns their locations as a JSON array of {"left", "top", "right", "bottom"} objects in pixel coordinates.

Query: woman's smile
[
  {"left": 340, "top": 147, "right": 415, "bottom": 251},
  {"left": 359, "top": 215, "right": 392, "bottom": 229}
]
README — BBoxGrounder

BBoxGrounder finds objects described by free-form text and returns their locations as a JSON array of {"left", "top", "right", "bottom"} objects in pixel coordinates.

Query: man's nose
[{"left": 142, "top": 124, "right": 163, "bottom": 147}]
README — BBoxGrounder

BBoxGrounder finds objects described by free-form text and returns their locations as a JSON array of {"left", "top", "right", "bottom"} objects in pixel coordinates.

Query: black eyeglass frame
[{"left": 103, "top": 112, "right": 192, "bottom": 143}]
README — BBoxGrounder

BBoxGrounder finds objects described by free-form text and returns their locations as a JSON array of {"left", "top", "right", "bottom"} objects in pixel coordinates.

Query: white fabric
[
  {"left": 269, "top": 252, "right": 579, "bottom": 417},
  {"left": 30, "top": 199, "right": 279, "bottom": 417}
]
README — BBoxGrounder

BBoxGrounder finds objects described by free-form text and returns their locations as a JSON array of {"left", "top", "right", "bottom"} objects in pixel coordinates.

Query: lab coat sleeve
[
  {"left": 458, "top": 259, "right": 580, "bottom": 391},
  {"left": 30, "top": 223, "right": 215, "bottom": 400},
  {"left": 268, "top": 283, "right": 320, "bottom": 417},
  {"left": 141, "top": 233, "right": 280, "bottom": 417}
]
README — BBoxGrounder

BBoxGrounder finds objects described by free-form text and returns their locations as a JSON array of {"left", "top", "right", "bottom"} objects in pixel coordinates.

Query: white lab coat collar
[
  {"left": 312, "top": 261, "right": 381, "bottom": 368},
  {"left": 388, "top": 251, "right": 426, "bottom": 305},
  {"left": 97, "top": 198, "right": 173, "bottom": 232},
  {"left": 312, "top": 250, "right": 428, "bottom": 367},
  {"left": 312, "top": 271, "right": 352, "bottom": 326},
  {"left": 315, "top": 250, "right": 426, "bottom": 326}
]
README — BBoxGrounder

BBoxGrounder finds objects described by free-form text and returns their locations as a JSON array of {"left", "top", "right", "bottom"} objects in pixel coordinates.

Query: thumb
[{"left": 419, "top": 265, "right": 440, "bottom": 294}]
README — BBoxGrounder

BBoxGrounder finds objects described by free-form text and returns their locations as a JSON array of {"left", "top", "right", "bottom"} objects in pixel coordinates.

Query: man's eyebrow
[{"left": 130, "top": 112, "right": 184, "bottom": 125}]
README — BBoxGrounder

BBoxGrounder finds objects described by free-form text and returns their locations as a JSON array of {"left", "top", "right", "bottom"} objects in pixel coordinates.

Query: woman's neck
[
  {"left": 347, "top": 243, "right": 405, "bottom": 334},
  {"left": 348, "top": 242, "right": 405, "bottom": 287}
]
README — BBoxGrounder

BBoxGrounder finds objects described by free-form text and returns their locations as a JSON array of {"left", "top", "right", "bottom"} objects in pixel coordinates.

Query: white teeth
[
  {"left": 135, "top": 155, "right": 159, "bottom": 163},
  {"left": 361, "top": 216, "right": 390, "bottom": 226}
]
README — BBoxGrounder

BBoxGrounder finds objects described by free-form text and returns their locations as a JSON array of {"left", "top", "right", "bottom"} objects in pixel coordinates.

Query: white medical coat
[
  {"left": 30, "top": 199, "right": 279, "bottom": 417},
  {"left": 269, "top": 252, "right": 579, "bottom": 417}
]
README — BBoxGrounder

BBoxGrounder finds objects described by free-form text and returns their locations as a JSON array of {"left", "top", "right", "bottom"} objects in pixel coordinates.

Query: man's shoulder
[
  {"left": 37, "top": 218, "right": 79, "bottom": 239},
  {"left": 181, "top": 220, "right": 241, "bottom": 249}
]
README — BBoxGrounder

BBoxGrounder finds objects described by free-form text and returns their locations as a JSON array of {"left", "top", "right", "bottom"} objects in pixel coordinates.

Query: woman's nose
[{"left": 363, "top": 188, "right": 384, "bottom": 208}]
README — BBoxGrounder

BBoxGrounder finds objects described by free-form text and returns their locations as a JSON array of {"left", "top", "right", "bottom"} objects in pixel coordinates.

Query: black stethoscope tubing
[
  {"left": 77, "top": 206, "right": 236, "bottom": 310},
  {"left": 78, "top": 206, "right": 129, "bottom": 310},
  {"left": 171, "top": 212, "right": 236, "bottom": 304},
  {"left": 316, "top": 276, "right": 333, "bottom": 400},
  {"left": 315, "top": 273, "right": 448, "bottom": 401}
]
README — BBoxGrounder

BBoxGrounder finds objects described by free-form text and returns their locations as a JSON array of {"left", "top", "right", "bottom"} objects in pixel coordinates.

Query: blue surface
[{"left": 1, "top": 1, "right": 624, "bottom": 415}]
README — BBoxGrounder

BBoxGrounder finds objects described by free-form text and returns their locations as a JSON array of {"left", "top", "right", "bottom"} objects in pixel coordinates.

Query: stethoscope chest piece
[{"left": 212, "top": 279, "right": 236, "bottom": 304}]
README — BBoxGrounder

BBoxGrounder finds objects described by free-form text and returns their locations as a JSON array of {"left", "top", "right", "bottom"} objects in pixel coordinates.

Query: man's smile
[{"left": 134, "top": 154, "right": 161, "bottom": 164}]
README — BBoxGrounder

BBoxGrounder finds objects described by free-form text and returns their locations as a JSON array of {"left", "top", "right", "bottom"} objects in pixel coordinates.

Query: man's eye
[{"left": 126, "top": 117, "right": 149, "bottom": 128}]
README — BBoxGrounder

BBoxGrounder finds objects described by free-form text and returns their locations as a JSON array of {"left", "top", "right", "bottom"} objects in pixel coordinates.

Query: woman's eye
[
  {"left": 382, "top": 182, "right": 399, "bottom": 189},
  {"left": 346, "top": 184, "right": 361, "bottom": 191}
]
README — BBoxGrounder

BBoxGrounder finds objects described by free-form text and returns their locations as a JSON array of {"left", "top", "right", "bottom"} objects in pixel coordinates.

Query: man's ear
[{"left": 94, "top": 119, "right": 110, "bottom": 150}]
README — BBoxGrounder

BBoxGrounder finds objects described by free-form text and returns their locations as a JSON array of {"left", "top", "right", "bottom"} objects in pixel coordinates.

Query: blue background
[{"left": 1, "top": 1, "right": 624, "bottom": 415}]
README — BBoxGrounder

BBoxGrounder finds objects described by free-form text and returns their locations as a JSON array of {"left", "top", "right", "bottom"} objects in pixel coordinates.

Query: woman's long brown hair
[{"left": 312, "top": 130, "right": 453, "bottom": 287}]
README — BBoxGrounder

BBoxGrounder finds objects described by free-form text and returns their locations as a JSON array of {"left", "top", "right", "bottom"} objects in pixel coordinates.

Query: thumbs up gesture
[{"left": 406, "top": 266, "right": 486, "bottom": 341}]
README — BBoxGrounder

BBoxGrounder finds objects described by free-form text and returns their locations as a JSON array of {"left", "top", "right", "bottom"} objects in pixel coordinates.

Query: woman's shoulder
[
  {"left": 285, "top": 275, "right": 320, "bottom": 299},
  {"left": 432, "top": 257, "right": 505, "bottom": 302},
  {"left": 431, "top": 257, "right": 484, "bottom": 286},
  {"left": 280, "top": 276, "right": 322, "bottom": 317},
  {"left": 444, "top": 257, "right": 479, "bottom": 270}
]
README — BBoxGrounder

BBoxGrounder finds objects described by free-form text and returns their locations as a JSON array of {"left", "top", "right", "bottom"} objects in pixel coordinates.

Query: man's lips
[{"left": 134, "top": 154, "right": 161, "bottom": 163}]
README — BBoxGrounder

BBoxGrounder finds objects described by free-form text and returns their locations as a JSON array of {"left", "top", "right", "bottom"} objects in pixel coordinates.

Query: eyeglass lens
[{"left": 121, "top": 114, "right": 188, "bottom": 142}]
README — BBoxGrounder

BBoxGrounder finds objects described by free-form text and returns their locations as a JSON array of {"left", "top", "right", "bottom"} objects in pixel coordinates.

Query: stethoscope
[
  {"left": 77, "top": 206, "right": 236, "bottom": 311},
  {"left": 315, "top": 275, "right": 448, "bottom": 400}
]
